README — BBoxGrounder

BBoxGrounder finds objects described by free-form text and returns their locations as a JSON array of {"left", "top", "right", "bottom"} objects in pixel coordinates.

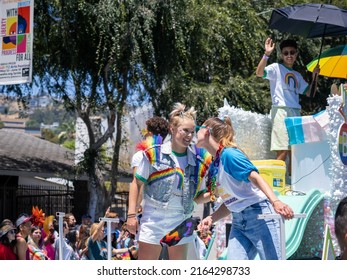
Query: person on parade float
[
  {"left": 256, "top": 37, "right": 320, "bottom": 177},
  {"left": 130, "top": 116, "right": 169, "bottom": 216},
  {"left": 127, "top": 102, "right": 212, "bottom": 260},
  {"left": 196, "top": 116, "right": 294, "bottom": 260}
]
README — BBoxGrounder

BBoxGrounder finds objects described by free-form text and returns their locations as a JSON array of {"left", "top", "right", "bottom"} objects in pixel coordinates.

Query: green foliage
[
  {"left": 144, "top": 0, "right": 346, "bottom": 118},
  {"left": 41, "top": 128, "right": 59, "bottom": 143},
  {"left": 58, "top": 120, "right": 76, "bottom": 143},
  {"left": 62, "top": 139, "right": 75, "bottom": 150},
  {"left": 26, "top": 107, "right": 75, "bottom": 128},
  {"left": 142, "top": 0, "right": 273, "bottom": 117}
]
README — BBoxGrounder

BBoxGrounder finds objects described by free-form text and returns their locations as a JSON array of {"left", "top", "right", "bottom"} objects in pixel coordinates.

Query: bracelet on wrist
[
  {"left": 262, "top": 54, "right": 269, "bottom": 60},
  {"left": 127, "top": 213, "right": 136, "bottom": 219}
]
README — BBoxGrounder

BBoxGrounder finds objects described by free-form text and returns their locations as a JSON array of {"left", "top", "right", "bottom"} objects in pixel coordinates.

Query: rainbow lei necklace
[
  {"left": 194, "top": 147, "right": 212, "bottom": 196},
  {"left": 206, "top": 144, "right": 224, "bottom": 202}
]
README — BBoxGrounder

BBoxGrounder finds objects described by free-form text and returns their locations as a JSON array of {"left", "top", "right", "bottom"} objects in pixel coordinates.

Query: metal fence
[
  {"left": 2, "top": 184, "right": 129, "bottom": 222},
  {"left": 111, "top": 191, "right": 129, "bottom": 220},
  {"left": 16, "top": 184, "right": 74, "bottom": 217}
]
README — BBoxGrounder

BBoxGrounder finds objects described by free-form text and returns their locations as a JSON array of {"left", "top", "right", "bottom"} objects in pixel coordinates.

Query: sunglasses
[
  {"left": 8, "top": 230, "right": 16, "bottom": 234},
  {"left": 195, "top": 125, "right": 208, "bottom": 133},
  {"left": 282, "top": 50, "right": 297, "bottom": 56}
]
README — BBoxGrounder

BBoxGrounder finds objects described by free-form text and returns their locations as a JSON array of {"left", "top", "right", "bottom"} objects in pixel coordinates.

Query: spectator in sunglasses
[
  {"left": 256, "top": 38, "right": 319, "bottom": 180},
  {"left": 14, "top": 213, "right": 32, "bottom": 260},
  {"left": 0, "top": 223, "right": 17, "bottom": 260}
]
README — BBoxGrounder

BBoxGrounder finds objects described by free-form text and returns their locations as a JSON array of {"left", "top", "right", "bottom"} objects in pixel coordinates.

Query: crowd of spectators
[{"left": 0, "top": 208, "right": 137, "bottom": 260}]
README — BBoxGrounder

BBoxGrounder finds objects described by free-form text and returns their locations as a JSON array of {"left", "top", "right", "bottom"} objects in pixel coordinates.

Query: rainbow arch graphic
[{"left": 285, "top": 73, "right": 298, "bottom": 89}]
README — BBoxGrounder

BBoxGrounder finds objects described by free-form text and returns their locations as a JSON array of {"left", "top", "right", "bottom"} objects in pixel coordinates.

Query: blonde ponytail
[{"left": 169, "top": 102, "right": 196, "bottom": 128}]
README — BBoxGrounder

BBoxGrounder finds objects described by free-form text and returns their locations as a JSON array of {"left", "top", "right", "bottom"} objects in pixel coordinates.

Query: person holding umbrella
[{"left": 256, "top": 37, "right": 320, "bottom": 178}]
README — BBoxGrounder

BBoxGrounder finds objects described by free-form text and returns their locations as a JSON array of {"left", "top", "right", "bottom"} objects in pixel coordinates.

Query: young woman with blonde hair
[
  {"left": 86, "top": 207, "right": 129, "bottom": 260},
  {"left": 127, "top": 103, "right": 211, "bottom": 259},
  {"left": 196, "top": 116, "right": 294, "bottom": 260}
]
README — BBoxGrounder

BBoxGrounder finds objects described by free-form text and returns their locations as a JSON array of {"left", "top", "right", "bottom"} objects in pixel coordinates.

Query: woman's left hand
[{"left": 273, "top": 200, "right": 294, "bottom": 220}]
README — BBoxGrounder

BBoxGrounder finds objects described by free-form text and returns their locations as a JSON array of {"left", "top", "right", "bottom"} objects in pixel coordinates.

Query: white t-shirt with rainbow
[{"left": 264, "top": 63, "right": 309, "bottom": 109}]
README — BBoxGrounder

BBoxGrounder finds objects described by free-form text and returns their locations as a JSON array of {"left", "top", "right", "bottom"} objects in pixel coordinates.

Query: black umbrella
[
  {"left": 269, "top": 4, "right": 347, "bottom": 39},
  {"left": 268, "top": 3, "right": 347, "bottom": 97}
]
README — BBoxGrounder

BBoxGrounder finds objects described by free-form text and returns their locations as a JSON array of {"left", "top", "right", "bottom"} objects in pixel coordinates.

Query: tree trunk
[
  {"left": 88, "top": 173, "right": 98, "bottom": 222},
  {"left": 108, "top": 110, "right": 123, "bottom": 207},
  {"left": 109, "top": 71, "right": 128, "bottom": 209}
]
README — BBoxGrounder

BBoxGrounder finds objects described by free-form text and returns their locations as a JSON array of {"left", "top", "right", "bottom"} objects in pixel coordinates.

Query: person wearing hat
[
  {"left": 14, "top": 213, "right": 32, "bottom": 260},
  {"left": 0, "top": 219, "right": 14, "bottom": 228},
  {"left": 0, "top": 223, "right": 17, "bottom": 260}
]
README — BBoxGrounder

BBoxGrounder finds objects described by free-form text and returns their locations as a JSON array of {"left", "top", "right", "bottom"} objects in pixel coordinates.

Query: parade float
[{"left": 212, "top": 84, "right": 347, "bottom": 260}]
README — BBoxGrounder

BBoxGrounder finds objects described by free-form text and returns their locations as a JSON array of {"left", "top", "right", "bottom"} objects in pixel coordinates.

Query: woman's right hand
[{"left": 127, "top": 216, "right": 138, "bottom": 235}]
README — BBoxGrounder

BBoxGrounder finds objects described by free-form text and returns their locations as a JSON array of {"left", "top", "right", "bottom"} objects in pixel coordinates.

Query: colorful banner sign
[{"left": 0, "top": 0, "right": 34, "bottom": 85}]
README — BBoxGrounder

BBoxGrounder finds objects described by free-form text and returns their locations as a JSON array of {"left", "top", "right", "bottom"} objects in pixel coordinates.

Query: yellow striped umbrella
[{"left": 307, "top": 45, "right": 347, "bottom": 79}]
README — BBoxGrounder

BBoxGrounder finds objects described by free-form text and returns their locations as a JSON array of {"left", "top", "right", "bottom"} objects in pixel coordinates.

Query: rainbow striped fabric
[
  {"left": 139, "top": 137, "right": 211, "bottom": 192},
  {"left": 148, "top": 167, "right": 184, "bottom": 190},
  {"left": 194, "top": 147, "right": 212, "bottom": 196},
  {"left": 137, "top": 135, "right": 163, "bottom": 164}
]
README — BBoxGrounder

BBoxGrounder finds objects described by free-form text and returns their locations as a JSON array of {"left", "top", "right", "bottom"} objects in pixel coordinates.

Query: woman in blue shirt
[{"left": 196, "top": 116, "right": 294, "bottom": 260}]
